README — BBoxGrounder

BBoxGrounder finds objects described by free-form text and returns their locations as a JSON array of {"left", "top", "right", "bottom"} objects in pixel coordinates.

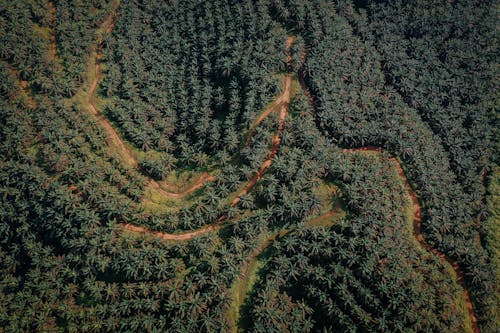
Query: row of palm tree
[
  {"left": 245, "top": 132, "right": 469, "bottom": 331},
  {"left": 268, "top": 0, "right": 496, "bottom": 328},
  {"left": 1, "top": 0, "right": 496, "bottom": 331}
]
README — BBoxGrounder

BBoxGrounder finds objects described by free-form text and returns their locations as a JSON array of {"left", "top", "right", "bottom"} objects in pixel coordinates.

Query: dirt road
[
  {"left": 86, "top": 3, "right": 215, "bottom": 196},
  {"left": 342, "top": 149, "right": 479, "bottom": 333}
]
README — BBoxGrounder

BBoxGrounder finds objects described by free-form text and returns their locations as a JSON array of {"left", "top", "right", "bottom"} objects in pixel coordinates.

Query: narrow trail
[
  {"left": 244, "top": 36, "right": 296, "bottom": 148},
  {"left": 87, "top": 2, "right": 215, "bottom": 198},
  {"left": 232, "top": 75, "right": 291, "bottom": 206},
  {"left": 122, "top": 219, "right": 222, "bottom": 241},
  {"left": 87, "top": 2, "right": 137, "bottom": 169},
  {"left": 229, "top": 208, "right": 341, "bottom": 332},
  {"left": 151, "top": 173, "right": 217, "bottom": 198},
  {"left": 306, "top": 209, "right": 339, "bottom": 226},
  {"left": 148, "top": 174, "right": 217, "bottom": 199},
  {"left": 228, "top": 232, "right": 280, "bottom": 333},
  {"left": 244, "top": 97, "right": 282, "bottom": 147}
]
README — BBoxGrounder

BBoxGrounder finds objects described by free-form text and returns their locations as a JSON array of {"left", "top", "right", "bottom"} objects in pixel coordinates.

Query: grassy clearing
[
  {"left": 227, "top": 231, "right": 282, "bottom": 333},
  {"left": 227, "top": 182, "right": 345, "bottom": 332},
  {"left": 163, "top": 170, "right": 203, "bottom": 190},
  {"left": 289, "top": 75, "right": 301, "bottom": 97},
  {"left": 141, "top": 185, "right": 195, "bottom": 214},
  {"left": 307, "top": 180, "right": 346, "bottom": 227},
  {"left": 158, "top": 163, "right": 219, "bottom": 189},
  {"left": 32, "top": 24, "right": 52, "bottom": 42}
]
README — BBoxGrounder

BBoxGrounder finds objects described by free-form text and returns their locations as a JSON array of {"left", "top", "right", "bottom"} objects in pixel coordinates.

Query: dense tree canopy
[{"left": 0, "top": 0, "right": 497, "bottom": 332}]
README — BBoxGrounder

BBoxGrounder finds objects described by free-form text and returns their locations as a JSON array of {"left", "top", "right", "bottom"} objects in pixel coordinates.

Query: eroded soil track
[
  {"left": 87, "top": 2, "right": 137, "bottom": 168},
  {"left": 123, "top": 70, "right": 293, "bottom": 240},
  {"left": 299, "top": 37, "right": 480, "bottom": 330}
]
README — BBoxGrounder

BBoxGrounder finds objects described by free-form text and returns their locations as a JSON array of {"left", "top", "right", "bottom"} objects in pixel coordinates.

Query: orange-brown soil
[{"left": 87, "top": 12, "right": 480, "bottom": 330}]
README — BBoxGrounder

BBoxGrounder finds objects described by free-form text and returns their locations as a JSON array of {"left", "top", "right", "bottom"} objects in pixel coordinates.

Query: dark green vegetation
[{"left": 0, "top": 0, "right": 497, "bottom": 332}]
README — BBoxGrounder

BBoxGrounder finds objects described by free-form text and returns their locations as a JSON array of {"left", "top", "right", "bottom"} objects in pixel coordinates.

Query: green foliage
[
  {"left": 138, "top": 151, "right": 177, "bottom": 180},
  {"left": 0, "top": 0, "right": 497, "bottom": 332},
  {"left": 101, "top": 0, "right": 286, "bottom": 158},
  {"left": 269, "top": 0, "right": 497, "bottom": 328},
  {"left": 247, "top": 152, "right": 469, "bottom": 332},
  {"left": 484, "top": 166, "right": 500, "bottom": 320}
]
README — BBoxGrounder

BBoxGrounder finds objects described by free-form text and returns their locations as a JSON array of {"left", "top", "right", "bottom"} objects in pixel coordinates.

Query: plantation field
[{"left": 0, "top": 0, "right": 497, "bottom": 332}]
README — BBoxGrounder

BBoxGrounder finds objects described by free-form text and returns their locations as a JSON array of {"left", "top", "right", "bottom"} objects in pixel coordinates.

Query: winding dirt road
[
  {"left": 297, "top": 36, "right": 480, "bottom": 330},
  {"left": 88, "top": 8, "right": 293, "bottom": 240},
  {"left": 244, "top": 36, "right": 295, "bottom": 148},
  {"left": 85, "top": 7, "right": 479, "bottom": 330},
  {"left": 87, "top": 2, "right": 137, "bottom": 168},
  {"left": 232, "top": 75, "right": 291, "bottom": 206},
  {"left": 84, "top": 5, "right": 140, "bottom": 163},
  {"left": 87, "top": 3, "right": 215, "bottom": 198},
  {"left": 121, "top": 36, "right": 295, "bottom": 240},
  {"left": 392, "top": 154, "right": 479, "bottom": 333},
  {"left": 342, "top": 147, "right": 479, "bottom": 332}
]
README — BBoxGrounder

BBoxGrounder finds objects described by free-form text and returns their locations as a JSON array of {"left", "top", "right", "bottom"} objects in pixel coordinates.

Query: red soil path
[
  {"left": 298, "top": 41, "right": 479, "bottom": 331},
  {"left": 87, "top": 3, "right": 138, "bottom": 169},
  {"left": 344, "top": 151, "right": 479, "bottom": 332},
  {"left": 243, "top": 36, "right": 296, "bottom": 148},
  {"left": 87, "top": 9, "right": 479, "bottom": 330},
  {"left": 122, "top": 37, "right": 295, "bottom": 240},
  {"left": 87, "top": 3, "right": 215, "bottom": 197},
  {"left": 244, "top": 98, "right": 282, "bottom": 147},
  {"left": 232, "top": 75, "right": 292, "bottom": 206}
]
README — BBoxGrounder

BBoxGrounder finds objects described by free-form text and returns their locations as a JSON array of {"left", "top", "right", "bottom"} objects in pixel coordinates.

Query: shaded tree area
[
  {"left": 0, "top": 0, "right": 114, "bottom": 97},
  {"left": 0, "top": 1, "right": 299, "bottom": 330},
  {"left": 248, "top": 156, "right": 468, "bottom": 332},
  {"left": 267, "top": 0, "right": 498, "bottom": 329},
  {"left": 0, "top": 3, "right": 162, "bottom": 330},
  {"left": 0, "top": 0, "right": 497, "bottom": 331},
  {"left": 245, "top": 106, "right": 472, "bottom": 332},
  {"left": 55, "top": 0, "right": 114, "bottom": 97},
  {"left": 339, "top": 0, "right": 496, "bottom": 194},
  {"left": 101, "top": 0, "right": 286, "bottom": 165},
  {"left": 0, "top": 0, "right": 59, "bottom": 95},
  {"left": 0, "top": 159, "right": 240, "bottom": 332}
]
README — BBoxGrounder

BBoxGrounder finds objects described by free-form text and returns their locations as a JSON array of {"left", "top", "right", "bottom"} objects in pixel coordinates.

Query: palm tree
[{"left": 239, "top": 194, "right": 254, "bottom": 209}]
